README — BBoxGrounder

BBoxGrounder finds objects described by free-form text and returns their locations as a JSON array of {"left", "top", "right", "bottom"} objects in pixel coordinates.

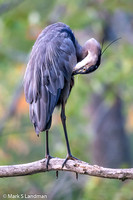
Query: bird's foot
[
  {"left": 45, "top": 155, "right": 53, "bottom": 170},
  {"left": 45, "top": 155, "right": 59, "bottom": 178},
  {"left": 62, "top": 154, "right": 79, "bottom": 168}
]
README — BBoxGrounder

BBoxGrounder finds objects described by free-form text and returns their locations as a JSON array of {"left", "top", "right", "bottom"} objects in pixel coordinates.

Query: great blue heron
[{"left": 24, "top": 22, "right": 101, "bottom": 168}]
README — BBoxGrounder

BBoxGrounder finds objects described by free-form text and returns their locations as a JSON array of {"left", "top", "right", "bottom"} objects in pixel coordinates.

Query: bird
[{"left": 23, "top": 22, "right": 101, "bottom": 168}]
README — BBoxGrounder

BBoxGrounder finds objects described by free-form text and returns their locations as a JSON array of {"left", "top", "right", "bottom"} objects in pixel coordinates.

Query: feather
[{"left": 23, "top": 22, "right": 77, "bottom": 134}]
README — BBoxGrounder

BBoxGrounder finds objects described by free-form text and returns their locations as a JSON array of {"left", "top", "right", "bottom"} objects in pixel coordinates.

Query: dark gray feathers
[{"left": 23, "top": 22, "right": 77, "bottom": 135}]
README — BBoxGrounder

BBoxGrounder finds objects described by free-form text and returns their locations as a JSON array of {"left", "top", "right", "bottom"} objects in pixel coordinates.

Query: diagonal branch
[{"left": 0, "top": 158, "right": 133, "bottom": 180}]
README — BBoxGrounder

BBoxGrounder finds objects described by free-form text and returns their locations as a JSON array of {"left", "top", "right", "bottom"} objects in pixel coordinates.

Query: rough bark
[{"left": 0, "top": 158, "right": 133, "bottom": 180}]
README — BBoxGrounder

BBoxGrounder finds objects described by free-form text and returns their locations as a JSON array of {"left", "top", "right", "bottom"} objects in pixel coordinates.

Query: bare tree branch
[{"left": 0, "top": 158, "right": 133, "bottom": 180}]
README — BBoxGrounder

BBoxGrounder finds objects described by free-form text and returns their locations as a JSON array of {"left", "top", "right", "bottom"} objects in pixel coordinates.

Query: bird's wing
[{"left": 24, "top": 32, "right": 77, "bottom": 134}]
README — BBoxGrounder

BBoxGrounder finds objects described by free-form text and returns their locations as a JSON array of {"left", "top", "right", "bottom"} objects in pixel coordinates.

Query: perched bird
[{"left": 24, "top": 22, "right": 101, "bottom": 168}]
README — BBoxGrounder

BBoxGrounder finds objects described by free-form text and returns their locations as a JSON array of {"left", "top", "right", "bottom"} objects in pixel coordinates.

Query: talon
[
  {"left": 62, "top": 157, "right": 68, "bottom": 168},
  {"left": 62, "top": 155, "right": 79, "bottom": 168},
  {"left": 45, "top": 155, "right": 53, "bottom": 169}
]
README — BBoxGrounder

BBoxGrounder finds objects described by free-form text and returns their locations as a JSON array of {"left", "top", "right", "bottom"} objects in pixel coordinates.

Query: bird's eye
[{"left": 83, "top": 67, "right": 86, "bottom": 71}]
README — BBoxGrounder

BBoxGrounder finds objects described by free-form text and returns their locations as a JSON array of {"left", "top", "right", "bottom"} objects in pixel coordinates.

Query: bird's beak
[{"left": 72, "top": 51, "right": 96, "bottom": 75}]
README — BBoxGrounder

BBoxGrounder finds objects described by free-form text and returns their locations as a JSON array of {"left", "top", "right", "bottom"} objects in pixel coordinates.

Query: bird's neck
[{"left": 75, "top": 40, "right": 87, "bottom": 62}]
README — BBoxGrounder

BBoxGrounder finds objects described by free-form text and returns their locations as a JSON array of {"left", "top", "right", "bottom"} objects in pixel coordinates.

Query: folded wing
[{"left": 24, "top": 25, "right": 77, "bottom": 135}]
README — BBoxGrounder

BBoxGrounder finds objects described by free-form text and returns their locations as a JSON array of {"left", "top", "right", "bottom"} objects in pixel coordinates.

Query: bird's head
[{"left": 72, "top": 38, "right": 101, "bottom": 75}]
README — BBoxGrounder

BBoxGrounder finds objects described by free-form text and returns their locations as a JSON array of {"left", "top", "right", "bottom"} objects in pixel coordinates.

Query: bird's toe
[
  {"left": 62, "top": 155, "right": 79, "bottom": 168},
  {"left": 45, "top": 155, "right": 53, "bottom": 169}
]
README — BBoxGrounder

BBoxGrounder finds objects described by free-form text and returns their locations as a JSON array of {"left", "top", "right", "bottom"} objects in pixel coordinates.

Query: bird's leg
[
  {"left": 61, "top": 102, "right": 79, "bottom": 168},
  {"left": 45, "top": 131, "right": 58, "bottom": 177},
  {"left": 45, "top": 130, "right": 53, "bottom": 169}
]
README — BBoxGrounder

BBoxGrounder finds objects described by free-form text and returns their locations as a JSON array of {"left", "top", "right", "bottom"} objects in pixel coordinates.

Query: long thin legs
[
  {"left": 45, "top": 130, "right": 49, "bottom": 156},
  {"left": 45, "top": 130, "right": 52, "bottom": 169},
  {"left": 61, "top": 102, "right": 78, "bottom": 168},
  {"left": 44, "top": 103, "right": 78, "bottom": 179},
  {"left": 61, "top": 103, "right": 72, "bottom": 156},
  {"left": 45, "top": 130, "right": 58, "bottom": 178}
]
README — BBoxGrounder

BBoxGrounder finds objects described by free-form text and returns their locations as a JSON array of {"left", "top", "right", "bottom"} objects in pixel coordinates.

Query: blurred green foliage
[{"left": 0, "top": 0, "right": 133, "bottom": 199}]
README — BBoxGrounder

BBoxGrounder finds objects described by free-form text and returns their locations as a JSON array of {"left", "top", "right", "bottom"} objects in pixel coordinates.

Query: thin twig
[{"left": 0, "top": 158, "right": 133, "bottom": 180}]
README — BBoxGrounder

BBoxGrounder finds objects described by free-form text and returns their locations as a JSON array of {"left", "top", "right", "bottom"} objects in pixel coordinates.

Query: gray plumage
[
  {"left": 24, "top": 23, "right": 79, "bottom": 135},
  {"left": 24, "top": 22, "right": 101, "bottom": 168}
]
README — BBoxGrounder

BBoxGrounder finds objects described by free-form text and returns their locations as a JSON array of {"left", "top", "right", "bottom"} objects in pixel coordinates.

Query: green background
[{"left": 0, "top": 0, "right": 133, "bottom": 199}]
